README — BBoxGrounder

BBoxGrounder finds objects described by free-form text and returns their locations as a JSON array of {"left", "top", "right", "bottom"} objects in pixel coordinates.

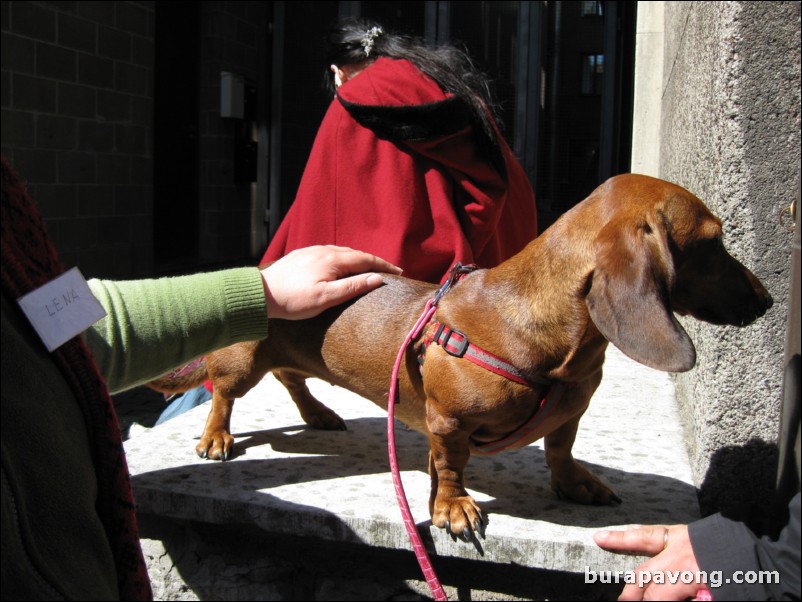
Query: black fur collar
[{"left": 338, "top": 95, "right": 505, "bottom": 175}]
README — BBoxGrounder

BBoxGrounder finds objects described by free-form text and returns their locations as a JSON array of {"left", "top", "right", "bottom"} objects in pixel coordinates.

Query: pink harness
[
  {"left": 419, "top": 325, "right": 567, "bottom": 454},
  {"left": 416, "top": 266, "right": 565, "bottom": 455}
]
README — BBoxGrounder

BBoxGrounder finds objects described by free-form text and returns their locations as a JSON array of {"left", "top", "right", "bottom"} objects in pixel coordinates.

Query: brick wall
[{"left": 1, "top": 1, "right": 154, "bottom": 278}]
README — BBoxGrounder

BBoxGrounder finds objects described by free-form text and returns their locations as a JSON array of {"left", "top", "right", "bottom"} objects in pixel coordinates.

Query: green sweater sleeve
[{"left": 85, "top": 267, "right": 268, "bottom": 394}]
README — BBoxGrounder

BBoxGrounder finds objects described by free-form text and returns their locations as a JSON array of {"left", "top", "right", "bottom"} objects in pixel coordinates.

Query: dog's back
[{"left": 258, "top": 276, "right": 436, "bottom": 426}]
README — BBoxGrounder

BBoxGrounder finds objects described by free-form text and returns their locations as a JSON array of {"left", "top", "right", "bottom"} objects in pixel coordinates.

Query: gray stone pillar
[{"left": 659, "top": 1, "right": 800, "bottom": 513}]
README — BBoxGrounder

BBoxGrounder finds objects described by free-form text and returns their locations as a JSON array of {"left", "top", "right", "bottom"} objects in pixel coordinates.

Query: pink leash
[
  {"left": 387, "top": 264, "right": 478, "bottom": 600},
  {"left": 388, "top": 297, "right": 448, "bottom": 600}
]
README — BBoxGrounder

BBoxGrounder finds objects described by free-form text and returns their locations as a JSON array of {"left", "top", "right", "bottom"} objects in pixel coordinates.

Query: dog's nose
[
  {"left": 760, "top": 290, "right": 774, "bottom": 314},
  {"left": 747, "top": 291, "right": 773, "bottom": 324}
]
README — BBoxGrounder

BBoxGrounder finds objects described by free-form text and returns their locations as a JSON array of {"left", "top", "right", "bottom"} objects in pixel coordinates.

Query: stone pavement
[{"left": 119, "top": 346, "right": 700, "bottom": 600}]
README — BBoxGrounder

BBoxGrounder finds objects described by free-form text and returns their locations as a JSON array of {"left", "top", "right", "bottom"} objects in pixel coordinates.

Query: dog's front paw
[
  {"left": 196, "top": 431, "right": 235, "bottom": 461},
  {"left": 551, "top": 461, "right": 622, "bottom": 505},
  {"left": 431, "top": 489, "right": 486, "bottom": 541}
]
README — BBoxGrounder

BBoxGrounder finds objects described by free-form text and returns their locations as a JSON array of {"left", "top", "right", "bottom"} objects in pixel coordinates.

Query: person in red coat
[
  {"left": 263, "top": 20, "right": 538, "bottom": 283},
  {"left": 161, "top": 21, "right": 540, "bottom": 423}
]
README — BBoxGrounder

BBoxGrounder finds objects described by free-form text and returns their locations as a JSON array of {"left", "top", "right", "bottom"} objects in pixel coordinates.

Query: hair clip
[{"left": 360, "top": 26, "right": 384, "bottom": 57}]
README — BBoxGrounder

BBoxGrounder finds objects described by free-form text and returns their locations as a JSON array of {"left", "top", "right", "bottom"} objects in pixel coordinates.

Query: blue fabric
[{"left": 155, "top": 385, "right": 212, "bottom": 425}]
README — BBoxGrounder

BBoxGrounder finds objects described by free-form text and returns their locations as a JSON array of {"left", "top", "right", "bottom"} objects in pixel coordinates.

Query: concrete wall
[
  {"left": 657, "top": 1, "right": 800, "bottom": 514},
  {"left": 1, "top": 0, "right": 155, "bottom": 278},
  {"left": 630, "top": 1, "right": 663, "bottom": 177}
]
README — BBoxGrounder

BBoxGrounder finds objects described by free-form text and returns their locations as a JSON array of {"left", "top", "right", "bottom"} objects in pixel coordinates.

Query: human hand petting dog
[
  {"left": 594, "top": 524, "right": 707, "bottom": 601},
  {"left": 260, "top": 245, "right": 402, "bottom": 320}
]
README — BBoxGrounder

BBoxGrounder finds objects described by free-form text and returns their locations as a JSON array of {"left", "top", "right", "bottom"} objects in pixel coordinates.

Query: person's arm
[
  {"left": 86, "top": 245, "right": 401, "bottom": 394},
  {"left": 688, "top": 492, "right": 800, "bottom": 601},
  {"left": 593, "top": 492, "right": 801, "bottom": 600},
  {"left": 86, "top": 266, "right": 268, "bottom": 394}
]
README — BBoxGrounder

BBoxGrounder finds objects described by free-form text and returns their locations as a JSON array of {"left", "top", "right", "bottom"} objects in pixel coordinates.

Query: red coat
[{"left": 263, "top": 58, "right": 537, "bottom": 283}]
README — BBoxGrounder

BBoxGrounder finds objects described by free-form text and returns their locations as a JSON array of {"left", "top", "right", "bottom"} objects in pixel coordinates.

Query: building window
[
  {"left": 580, "top": 1, "right": 604, "bottom": 17},
  {"left": 581, "top": 53, "right": 604, "bottom": 95}
]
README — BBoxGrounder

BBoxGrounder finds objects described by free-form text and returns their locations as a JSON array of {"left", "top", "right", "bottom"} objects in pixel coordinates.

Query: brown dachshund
[{"left": 151, "top": 174, "right": 772, "bottom": 539}]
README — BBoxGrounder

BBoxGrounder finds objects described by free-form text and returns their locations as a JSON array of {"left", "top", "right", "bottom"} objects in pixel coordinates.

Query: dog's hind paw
[
  {"left": 301, "top": 406, "right": 347, "bottom": 431},
  {"left": 551, "top": 462, "right": 621, "bottom": 506}
]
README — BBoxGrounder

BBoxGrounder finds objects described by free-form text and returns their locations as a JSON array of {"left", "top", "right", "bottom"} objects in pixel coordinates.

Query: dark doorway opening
[{"left": 153, "top": 1, "right": 200, "bottom": 270}]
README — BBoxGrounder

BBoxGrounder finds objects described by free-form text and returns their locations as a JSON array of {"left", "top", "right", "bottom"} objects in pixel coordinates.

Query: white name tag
[{"left": 17, "top": 267, "right": 107, "bottom": 352}]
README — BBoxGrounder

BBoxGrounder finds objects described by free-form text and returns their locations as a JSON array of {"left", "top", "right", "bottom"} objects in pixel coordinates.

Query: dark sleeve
[{"left": 688, "top": 492, "right": 800, "bottom": 600}]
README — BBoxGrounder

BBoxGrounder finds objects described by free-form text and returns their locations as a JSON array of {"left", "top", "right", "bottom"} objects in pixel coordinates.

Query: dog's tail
[{"left": 148, "top": 357, "right": 209, "bottom": 393}]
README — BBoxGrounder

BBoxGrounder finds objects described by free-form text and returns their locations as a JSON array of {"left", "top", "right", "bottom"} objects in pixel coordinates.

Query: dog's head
[{"left": 585, "top": 174, "right": 773, "bottom": 373}]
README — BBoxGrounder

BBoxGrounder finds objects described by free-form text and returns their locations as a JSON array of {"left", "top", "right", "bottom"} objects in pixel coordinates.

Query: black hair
[{"left": 324, "top": 18, "right": 503, "bottom": 164}]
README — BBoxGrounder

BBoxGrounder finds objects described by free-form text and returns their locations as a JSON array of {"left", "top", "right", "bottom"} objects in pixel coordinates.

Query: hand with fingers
[
  {"left": 261, "top": 245, "right": 403, "bottom": 320},
  {"left": 594, "top": 524, "right": 710, "bottom": 601}
]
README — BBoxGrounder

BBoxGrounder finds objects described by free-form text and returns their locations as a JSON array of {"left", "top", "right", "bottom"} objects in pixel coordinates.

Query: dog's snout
[
  {"left": 742, "top": 289, "right": 773, "bottom": 325},
  {"left": 753, "top": 284, "right": 773, "bottom": 317}
]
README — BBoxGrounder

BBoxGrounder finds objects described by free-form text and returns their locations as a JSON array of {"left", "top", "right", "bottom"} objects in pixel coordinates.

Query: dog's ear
[{"left": 586, "top": 213, "right": 697, "bottom": 372}]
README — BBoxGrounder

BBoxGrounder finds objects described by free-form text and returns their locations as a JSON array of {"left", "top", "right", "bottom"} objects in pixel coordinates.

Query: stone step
[{"left": 124, "top": 346, "right": 699, "bottom": 599}]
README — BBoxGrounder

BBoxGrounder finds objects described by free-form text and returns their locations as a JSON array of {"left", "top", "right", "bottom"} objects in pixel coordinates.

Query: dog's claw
[
  {"left": 610, "top": 493, "right": 623, "bottom": 505},
  {"left": 445, "top": 520, "right": 459, "bottom": 541},
  {"left": 474, "top": 518, "right": 486, "bottom": 539},
  {"left": 199, "top": 450, "right": 207, "bottom": 459},
  {"left": 439, "top": 515, "right": 485, "bottom": 541}
]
